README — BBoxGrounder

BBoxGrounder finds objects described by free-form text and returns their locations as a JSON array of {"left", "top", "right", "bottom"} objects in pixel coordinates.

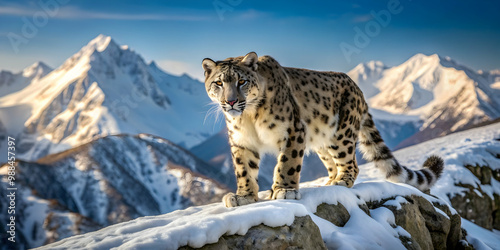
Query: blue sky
[{"left": 1, "top": 0, "right": 499, "bottom": 80}]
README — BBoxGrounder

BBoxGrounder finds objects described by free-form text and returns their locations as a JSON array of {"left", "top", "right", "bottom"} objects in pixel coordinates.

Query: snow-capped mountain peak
[
  {"left": 0, "top": 61, "right": 53, "bottom": 98},
  {"left": 22, "top": 61, "right": 53, "bottom": 79},
  {"left": 366, "top": 60, "right": 387, "bottom": 69},
  {"left": 350, "top": 60, "right": 388, "bottom": 76},
  {"left": 87, "top": 34, "right": 115, "bottom": 52},
  {"left": 347, "top": 60, "right": 388, "bottom": 99},
  {"left": 148, "top": 60, "right": 160, "bottom": 70},
  {"left": 0, "top": 35, "right": 222, "bottom": 162},
  {"left": 400, "top": 53, "right": 474, "bottom": 79}
]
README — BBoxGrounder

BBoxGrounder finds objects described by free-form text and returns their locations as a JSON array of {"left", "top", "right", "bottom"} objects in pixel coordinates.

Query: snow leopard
[{"left": 202, "top": 52, "right": 444, "bottom": 207}]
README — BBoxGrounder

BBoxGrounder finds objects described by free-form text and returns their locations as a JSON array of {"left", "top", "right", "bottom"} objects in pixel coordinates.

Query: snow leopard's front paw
[
  {"left": 325, "top": 179, "right": 348, "bottom": 187},
  {"left": 326, "top": 179, "right": 354, "bottom": 188},
  {"left": 222, "top": 192, "right": 257, "bottom": 207},
  {"left": 270, "top": 188, "right": 301, "bottom": 200}
]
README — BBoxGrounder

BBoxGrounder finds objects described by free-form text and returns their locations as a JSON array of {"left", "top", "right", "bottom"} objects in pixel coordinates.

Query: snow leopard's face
[{"left": 202, "top": 52, "right": 260, "bottom": 118}]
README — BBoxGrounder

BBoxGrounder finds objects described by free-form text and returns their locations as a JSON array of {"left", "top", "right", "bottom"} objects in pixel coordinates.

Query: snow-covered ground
[{"left": 40, "top": 122, "right": 500, "bottom": 249}]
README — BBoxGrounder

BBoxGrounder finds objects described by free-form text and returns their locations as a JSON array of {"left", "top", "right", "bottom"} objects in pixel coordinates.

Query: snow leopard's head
[{"left": 202, "top": 52, "right": 261, "bottom": 118}]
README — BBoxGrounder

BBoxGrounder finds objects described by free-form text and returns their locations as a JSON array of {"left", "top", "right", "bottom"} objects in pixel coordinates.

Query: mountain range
[
  {"left": 0, "top": 133, "right": 229, "bottom": 248},
  {"left": 348, "top": 53, "right": 500, "bottom": 148},
  {"left": 0, "top": 35, "right": 223, "bottom": 163}
]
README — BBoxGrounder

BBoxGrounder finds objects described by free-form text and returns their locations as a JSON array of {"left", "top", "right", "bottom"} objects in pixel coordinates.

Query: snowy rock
[
  {"left": 313, "top": 202, "right": 351, "bottom": 227},
  {"left": 388, "top": 121, "right": 500, "bottom": 231},
  {"left": 180, "top": 194, "right": 467, "bottom": 250},
  {"left": 380, "top": 195, "right": 463, "bottom": 250},
  {"left": 450, "top": 182, "right": 497, "bottom": 230},
  {"left": 375, "top": 196, "right": 433, "bottom": 249},
  {"left": 179, "top": 215, "right": 327, "bottom": 250}
]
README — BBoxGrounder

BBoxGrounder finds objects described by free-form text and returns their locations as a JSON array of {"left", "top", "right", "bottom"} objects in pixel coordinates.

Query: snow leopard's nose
[{"left": 226, "top": 99, "right": 238, "bottom": 106}]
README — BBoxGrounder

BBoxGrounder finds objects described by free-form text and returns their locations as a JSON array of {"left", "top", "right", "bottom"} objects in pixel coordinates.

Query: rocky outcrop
[
  {"left": 181, "top": 195, "right": 470, "bottom": 250},
  {"left": 377, "top": 195, "right": 466, "bottom": 250},
  {"left": 450, "top": 164, "right": 500, "bottom": 230},
  {"left": 180, "top": 215, "right": 327, "bottom": 250}
]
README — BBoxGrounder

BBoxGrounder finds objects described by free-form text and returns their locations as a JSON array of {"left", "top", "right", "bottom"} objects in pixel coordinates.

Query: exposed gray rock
[
  {"left": 314, "top": 202, "right": 350, "bottom": 227},
  {"left": 432, "top": 201, "right": 464, "bottom": 250},
  {"left": 449, "top": 163, "right": 500, "bottom": 230},
  {"left": 494, "top": 193, "right": 500, "bottom": 230},
  {"left": 384, "top": 196, "right": 433, "bottom": 250},
  {"left": 367, "top": 195, "right": 470, "bottom": 250},
  {"left": 465, "top": 164, "right": 500, "bottom": 185}
]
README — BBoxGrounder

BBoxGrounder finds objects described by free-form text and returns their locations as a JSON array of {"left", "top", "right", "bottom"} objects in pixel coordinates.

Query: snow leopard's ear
[
  {"left": 202, "top": 58, "right": 216, "bottom": 77},
  {"left": 241, "top": 52, "right": 258, "bottom": 71}
]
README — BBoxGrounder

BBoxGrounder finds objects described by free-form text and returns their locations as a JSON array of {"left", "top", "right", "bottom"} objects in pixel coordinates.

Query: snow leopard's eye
[
  {"left": 214, "top": 80, "right": 223, "bottom": 86},
  {"left": 238, "top": 79, "right": 247, "bottom": 87}
]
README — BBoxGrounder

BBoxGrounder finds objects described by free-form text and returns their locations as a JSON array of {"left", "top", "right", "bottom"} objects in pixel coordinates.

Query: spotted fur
[{"left": 202, "top": 52, "right": 444, "bottom": 207}]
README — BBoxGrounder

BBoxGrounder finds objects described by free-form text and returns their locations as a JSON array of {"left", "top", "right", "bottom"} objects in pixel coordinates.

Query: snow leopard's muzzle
[{"left": 222, "top": 99, "right": 246, "bottom": 117}]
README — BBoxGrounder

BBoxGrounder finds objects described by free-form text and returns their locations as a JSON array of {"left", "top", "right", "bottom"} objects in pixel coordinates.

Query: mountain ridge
[{"left": 0, "top": 61, "right": 53, "bottom": 98}]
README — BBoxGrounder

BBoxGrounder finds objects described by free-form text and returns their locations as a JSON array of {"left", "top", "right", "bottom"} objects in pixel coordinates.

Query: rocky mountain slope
[
  {"left": 0, "top": 35, "right": 222, "bottom": 162},
  {"left": 0, "top": 134, "right": 228, "bottom": 249}
]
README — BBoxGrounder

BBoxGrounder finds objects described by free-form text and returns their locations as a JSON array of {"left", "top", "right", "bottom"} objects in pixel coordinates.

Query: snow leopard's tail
[{"left": 357, "top": 112, "right": 444, "bottom": 191}]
